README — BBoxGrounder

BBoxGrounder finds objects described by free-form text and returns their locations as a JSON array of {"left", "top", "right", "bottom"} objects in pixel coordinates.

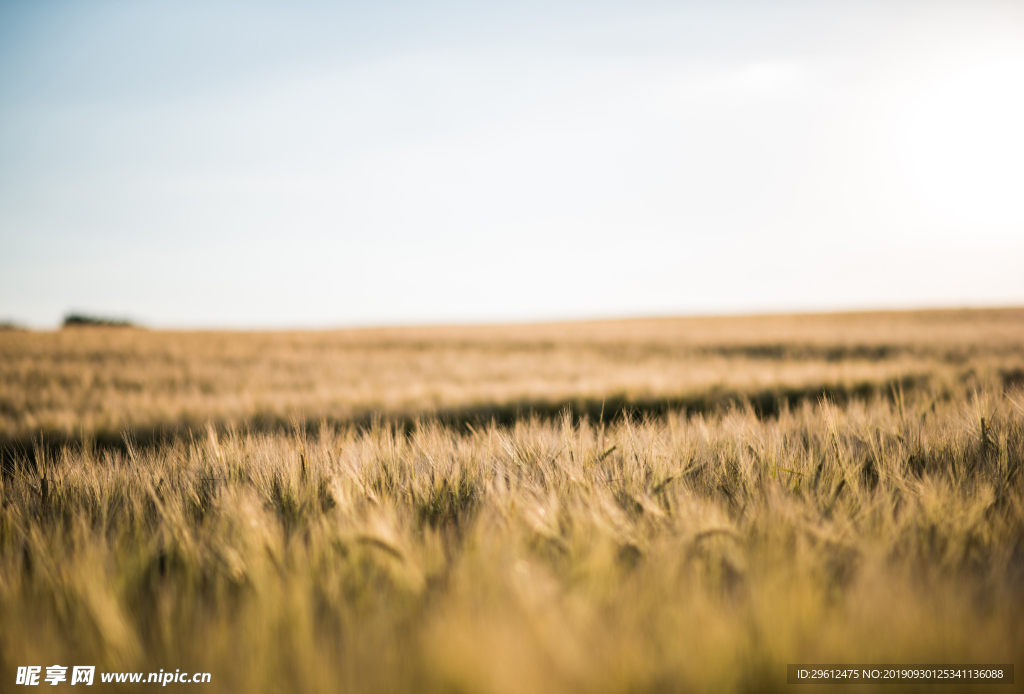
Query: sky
[{"left": 1, "top": 0, "right": 1023, "bottom": 329}]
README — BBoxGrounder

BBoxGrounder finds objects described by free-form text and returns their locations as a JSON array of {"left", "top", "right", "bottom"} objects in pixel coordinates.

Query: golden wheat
[{"left": 1, "top": 310, "right": 1022, "bottom": 692}]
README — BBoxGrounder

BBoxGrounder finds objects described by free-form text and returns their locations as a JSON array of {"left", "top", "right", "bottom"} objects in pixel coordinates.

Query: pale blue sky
[{"left": 2, "top": 0, "right": 1023, "bottom": 328}]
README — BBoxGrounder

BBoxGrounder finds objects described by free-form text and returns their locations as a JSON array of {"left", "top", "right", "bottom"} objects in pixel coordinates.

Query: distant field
[
  {"left": 1, "top": 309, "right": 1023, "bottom": 692},
  {"left": 3, "top": 308, "right": 1023, "bottom": 446}
]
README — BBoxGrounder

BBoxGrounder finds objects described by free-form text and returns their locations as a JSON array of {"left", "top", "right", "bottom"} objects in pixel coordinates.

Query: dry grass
[{"left": 1, "top": 309, "right": 1023, "bottom": 692}]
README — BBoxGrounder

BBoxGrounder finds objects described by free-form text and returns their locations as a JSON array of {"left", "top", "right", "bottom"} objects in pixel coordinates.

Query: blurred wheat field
[
  {"left": 1, "top": 310, "right": 1023, "bottom": 692},
  {"left": 3, "top": 308, "right": 1023, "bottom": 443}
]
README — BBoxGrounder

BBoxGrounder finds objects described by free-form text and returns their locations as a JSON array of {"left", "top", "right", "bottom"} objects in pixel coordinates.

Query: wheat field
[{"left": 1, "top": 309, "right": 1023, "bottom": 692}]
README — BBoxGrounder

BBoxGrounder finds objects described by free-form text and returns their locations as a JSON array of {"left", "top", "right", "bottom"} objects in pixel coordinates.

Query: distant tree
[{"left": 62, "top": 313, "right": 135, "bottom": 328}]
